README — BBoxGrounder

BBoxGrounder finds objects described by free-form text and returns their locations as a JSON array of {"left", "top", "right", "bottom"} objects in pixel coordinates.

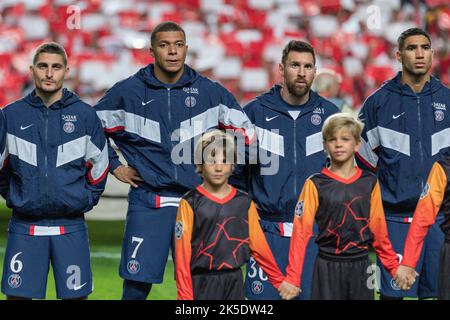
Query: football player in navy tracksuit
[
  {"left": 239, "top": 41, "right": 340, "bottom": 300},
  {"left": 0, "top": 43, "right": 108, "bottom": 300},
  {"left": 94, "top": 22, "right": 256, "bottom": 300},
  {"left": 357, "top": 28, "right": 450, "bottom": 300}
]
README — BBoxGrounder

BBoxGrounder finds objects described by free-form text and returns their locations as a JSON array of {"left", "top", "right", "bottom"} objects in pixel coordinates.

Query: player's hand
[
  {"left": 393, "top": 265, "right": 418, "bottom": 291},
  {"left": 278, "top": 280, "right": 301, "bottom": 300},
  {"left": 112, "top": 165, "right": 143, "bottom": 188}
]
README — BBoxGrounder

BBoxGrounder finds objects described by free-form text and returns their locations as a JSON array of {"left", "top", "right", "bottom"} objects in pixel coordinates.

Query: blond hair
[
  {"left": 194, "top": 129, "right": 236, "bottom": 174},
  {"left": 322, "top": 113, "right": 363, "bottom": 142}
]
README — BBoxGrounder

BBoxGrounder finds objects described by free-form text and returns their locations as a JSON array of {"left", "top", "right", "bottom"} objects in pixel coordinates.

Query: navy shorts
[
  {"left": 377, "top": 214, "right": 445, "bottom": 299},
  {"left": 244, "top": 219, "right": 318, "bottom": 300},
  {"left": 1, "top": 219, "right": 92, "bottom": 299},
  {"left": 119, "top": 188, "right": 179, "bottom": 283}
]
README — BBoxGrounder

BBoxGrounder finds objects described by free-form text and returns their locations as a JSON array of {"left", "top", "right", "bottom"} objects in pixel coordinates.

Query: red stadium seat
[{"left": 0, "top": 0, "right": 448, "bottom": 109}]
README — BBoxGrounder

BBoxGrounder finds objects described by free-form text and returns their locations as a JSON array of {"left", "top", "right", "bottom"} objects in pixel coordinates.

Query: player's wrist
[
  {"left": 109, "top": 159, "right": 123, "bottom": 173},
  {"left": 111, "top": 163, "right": 124, "bottom": 175},
  {"left": 283, "top": 277, "right": 300, "bottom": 288},
  {"left": 399, "top": 260, "right": 416, "bottom": 270}
]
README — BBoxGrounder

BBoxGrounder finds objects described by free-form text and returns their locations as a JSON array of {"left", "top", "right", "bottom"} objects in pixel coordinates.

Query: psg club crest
[
  {"left": 295, "top": 200, "right": 304, "bottom": 217},
  {"left": 185, "top": 96, "right": 197, "bottom": 108},
  {"left": 63, "top": 121, "right": 75, "bottom": 133},
  {"left": 311, "top": 114, "right": 322, "bottom": 126},
  {"left": 175, "top": 221, "right": 183, "bottom": 240},
  {"left": 8, "top": 274, "right": 22, "bottom": 288},
  {"left": 127, "top": 259, "right": 141, "bottom": 274},
  {"left": 251, "top": 280, "right": 264, "bottom": 295},
  {"left": 390, "top": 278, "right": 401, "bottom": 291},
  {"left": 435, "top": 110, "right": 444, "bottom": 122}
]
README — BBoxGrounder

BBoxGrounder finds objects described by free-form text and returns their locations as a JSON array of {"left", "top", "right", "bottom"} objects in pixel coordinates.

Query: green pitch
[{"left": 0, "top": 204, "right": 176, "bottom": 300}]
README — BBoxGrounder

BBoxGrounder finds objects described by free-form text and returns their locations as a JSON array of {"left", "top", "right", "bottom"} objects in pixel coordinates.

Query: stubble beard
[
  {"left": 286, "top": 79, "right": 311, "bottom": 99},
  {"left": 38, "top": 83, "right": 62, "bottom": 95}
]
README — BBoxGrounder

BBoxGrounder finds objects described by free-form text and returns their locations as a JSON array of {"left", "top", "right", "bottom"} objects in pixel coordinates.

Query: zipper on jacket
[
  {"left": 293, "top": 120, "right": 298, "bottom": 197},
  {"left": 416, "top": 94, "right": 424, "bottom": 190},
  {"left": 167, "top": 88, "right": 178, "bottom": 181},
  {"left": 44, "top": 108, "right": 49, "bottom": 214}
]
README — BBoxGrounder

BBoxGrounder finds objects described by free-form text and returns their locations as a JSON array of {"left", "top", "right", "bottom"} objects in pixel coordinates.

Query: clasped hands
[
  {"left": 277, "top": 265, "right": 419, "bottom": 300},
  {"left": 393, "top": 265, "right": 419, "bottom": 291},
  {"left": 278, "top": 280, "right": 301, "bottom": 300}
]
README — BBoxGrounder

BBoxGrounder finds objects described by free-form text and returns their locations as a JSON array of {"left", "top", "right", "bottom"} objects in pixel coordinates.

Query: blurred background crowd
[{"left": 0, "top": 0, "right": 449, "bottom": 115}]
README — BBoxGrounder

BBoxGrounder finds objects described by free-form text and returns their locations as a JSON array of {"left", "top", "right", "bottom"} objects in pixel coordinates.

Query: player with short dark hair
[
  {"left": 281, "top": 40, "right": 316, "bottom": 66},
  {"left": 357, "top": 27, "right": 450, "bottom": 300},
  {"left": 397, "top": 27, "right": 432, "bottom": 52},
  {"left": 94, "top": 21, "right": 255, "bottom": 300},
  {"left": 150, "top": 21, "right": 186, "bottom": 47},
  {"left": 32, "top": 42, "right": 68, "bottom": 67},
  {"left": 0, "top": 42, "right": 108, "bottom": 300}
]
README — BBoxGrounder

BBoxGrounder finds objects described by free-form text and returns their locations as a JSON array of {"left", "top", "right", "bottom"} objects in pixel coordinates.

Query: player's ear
[
  {"left": 396, "top": 50, "right": 402, "bottom": 64},
  {"left": 150, "top": 46, "right": 155, "bottom": 58},
  {"left": 278, "top": 63, "right": 284, "bottom": 77},
  {"left": 64, "top": 66, "right": 70, "bottom": 80}
]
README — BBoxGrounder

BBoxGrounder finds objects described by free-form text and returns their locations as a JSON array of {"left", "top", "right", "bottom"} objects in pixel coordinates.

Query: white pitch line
[{"left": 90, "top": 252, "right": 121, "bottom": 259}]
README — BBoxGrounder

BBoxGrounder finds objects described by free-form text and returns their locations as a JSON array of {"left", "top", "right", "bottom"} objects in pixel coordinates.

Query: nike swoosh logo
[
  {"left": 20, "top": 124, "right": 33, "bottom": 130},
  {"left": 392, "top": 112, "right": 405, "bottom": 119},
  {"left": 141, "top": 99, "right": 155, "bottom": 106},
  {"left": 73, "top": 282, "right": 87, "bottom": 291},
  {"left": 265, "top": 115, "right": 279, "bottom": 122}
]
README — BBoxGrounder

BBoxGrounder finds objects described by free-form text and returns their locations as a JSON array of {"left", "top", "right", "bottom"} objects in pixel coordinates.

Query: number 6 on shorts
[{"left": 10, "top": 252, "right": 24, "bottom": 273}]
